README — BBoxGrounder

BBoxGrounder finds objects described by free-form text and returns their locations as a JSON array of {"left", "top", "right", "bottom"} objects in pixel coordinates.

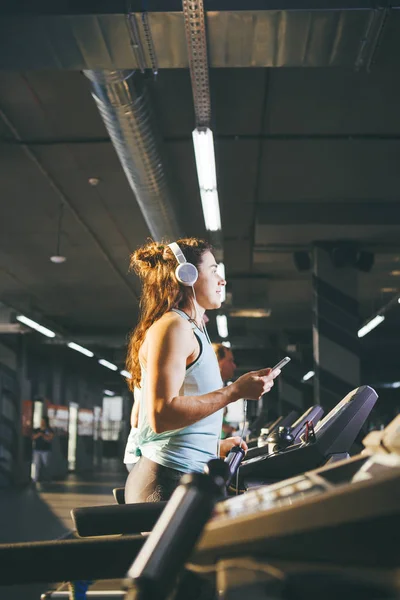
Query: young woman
[{"left": 124, "top": 238, "right": 280, "bottom": 502}]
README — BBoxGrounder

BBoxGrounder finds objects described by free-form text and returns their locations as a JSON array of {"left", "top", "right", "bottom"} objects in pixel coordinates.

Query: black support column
[
  {"left": 277, "top": 357, "right": 305, "bottom": 417},
  {"left": 276, "top": 335, "right": 305, "bottom": 417},
  {"left": 312, "top": 244, "right": 360, "bottom": 413}
]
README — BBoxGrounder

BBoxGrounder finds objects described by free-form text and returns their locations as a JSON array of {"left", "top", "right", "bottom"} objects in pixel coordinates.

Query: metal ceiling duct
[
  {"left": 84, "top": 69, "right": 181, "bottom": 242},
  {"left": 0, "top": 8, "right": 392, "bottom": 70}
]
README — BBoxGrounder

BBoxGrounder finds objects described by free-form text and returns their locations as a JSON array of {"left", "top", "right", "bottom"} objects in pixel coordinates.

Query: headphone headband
[{"left": 168, "top": 242, "right": 187, "bottom": 265}]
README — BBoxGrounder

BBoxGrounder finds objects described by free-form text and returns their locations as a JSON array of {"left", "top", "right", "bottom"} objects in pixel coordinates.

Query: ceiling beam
[
  {"left": 165, "top": 134, "right": 400, "bottom": 142},
  {"left": 254, "top": 243, "right": 400, "bottom": 254},
  {"left": 5, "top": 133, "right": 400, "bottom": 145},
  {"left": 257, "top": 202, "right": 400, "bottom": 225},
  {"left": 0, "top": 1, "right": 377, "bottom": 16}
]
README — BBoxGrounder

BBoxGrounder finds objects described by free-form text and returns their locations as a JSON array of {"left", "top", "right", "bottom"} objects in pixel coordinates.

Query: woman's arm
[{"left": 145, "top": 315, "right": 278, "bottom": 433}]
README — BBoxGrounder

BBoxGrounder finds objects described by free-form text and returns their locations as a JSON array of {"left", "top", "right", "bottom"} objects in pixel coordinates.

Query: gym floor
[{"left": 0, "top": 459, "right": 127, "bottom": 600}]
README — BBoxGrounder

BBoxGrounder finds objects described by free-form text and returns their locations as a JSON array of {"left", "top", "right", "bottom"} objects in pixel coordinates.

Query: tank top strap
[
  {"left": 170, "top": 308, "right": 196, "bottom": 330},
  {"left": 170, "top": 308, "right": 212, "bottom": 344}
]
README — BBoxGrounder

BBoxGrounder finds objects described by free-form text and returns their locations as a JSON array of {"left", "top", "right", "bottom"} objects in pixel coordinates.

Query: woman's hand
[
  {"left": 219, "top": 436, "right": 248, "bottom": 459},
  {"left": 231, "top": 367, "right": 280, "bottom": 401}
]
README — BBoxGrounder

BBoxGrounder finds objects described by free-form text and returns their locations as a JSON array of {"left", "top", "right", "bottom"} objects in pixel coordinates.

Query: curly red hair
[{"left": 125, "top": 238, "right": 213, "bottom": 390}]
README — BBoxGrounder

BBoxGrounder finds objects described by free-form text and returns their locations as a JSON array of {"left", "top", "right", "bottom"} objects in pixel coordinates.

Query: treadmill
[
  {"left": 290, "top": 404, "right": 325, "bottom": 444},
  {"left": 0, "top": 389, "right": 386, "bottom": 597},
  {"left": 195, "top": 413, "right": 400, "bottom": 571},
  {"left": 247, "top": 410, "right": 299, "bottom": 449},
  {"left": 72, "top": 413, "right": 399, "bottom": 600},
  {"left": 245, "top": 404, "right": 324, "bottom": 460},
  {"left": 239, "top": 385, "right": 377, "bottom": 488},
  {"left": 69, "top": 389, "right": 372, "bottom": 541}
]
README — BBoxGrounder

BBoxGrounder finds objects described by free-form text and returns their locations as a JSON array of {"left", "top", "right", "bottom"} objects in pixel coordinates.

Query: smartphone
[{"left": 271, "top": 356, "right": 291, "bottom": 372}]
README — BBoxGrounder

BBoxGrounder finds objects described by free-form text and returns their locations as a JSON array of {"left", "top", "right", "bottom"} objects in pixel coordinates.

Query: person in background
[
  {"left": 32, "top": 416, "right": 54, "bottom": 483},
  {"left": 213, "top": 343, "right": 237, "bottom": 439},
  {"left": 212, "top": 343, "right": 237, "bottom": 383}
]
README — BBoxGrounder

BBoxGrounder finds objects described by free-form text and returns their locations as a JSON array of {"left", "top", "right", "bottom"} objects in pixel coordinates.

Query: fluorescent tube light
[
  {"left": 216, "top": 314, "right": 229, "bottom": 338},
  {"left": 67, "top": 342, "right": 94, "bottom": 358},
  {"left": 16, "top": 315, "right": 55, "bottom": 338},
  {"left": 98, "top": 359, "right": 118, "bottom": 371},
  {"left": 192, "top": 128, "right": 217, "bottom": 190},
  {"left": 302, "top": 371, "right": 315, "bottom": 382},
  {"left": 200, "top": 189, "right": 221, "bottom": 231},
  {"left": 379, "top": 381, "right": 400, "bottom": 389},
  {"left": 120, "top": 370, "right": 132, "bottom": 379},
  {"left": 192, "top": 128, "right": 221, "bottom": 232},
  {"left": 357, "top": 315, "right": 385, "bottom": 338}
]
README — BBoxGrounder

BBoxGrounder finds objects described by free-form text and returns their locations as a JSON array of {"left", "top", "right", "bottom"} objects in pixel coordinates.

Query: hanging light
[{"left": 50, "top": 203, "right": 67, "bottom": 264}]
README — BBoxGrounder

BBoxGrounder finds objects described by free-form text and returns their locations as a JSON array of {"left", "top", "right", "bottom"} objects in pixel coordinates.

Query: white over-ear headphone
[{"left": 168, "top": 242, "right": 198, "bottom": 287}]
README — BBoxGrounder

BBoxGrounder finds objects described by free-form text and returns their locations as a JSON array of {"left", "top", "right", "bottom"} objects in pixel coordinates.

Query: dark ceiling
[{"left": 0, "top": 2, "right": 400, "bottom": 388}]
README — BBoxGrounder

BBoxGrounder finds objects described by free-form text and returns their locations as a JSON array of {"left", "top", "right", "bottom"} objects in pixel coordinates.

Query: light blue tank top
[{"left": 124, "top": 309, "right": 223, "bottom": 473}]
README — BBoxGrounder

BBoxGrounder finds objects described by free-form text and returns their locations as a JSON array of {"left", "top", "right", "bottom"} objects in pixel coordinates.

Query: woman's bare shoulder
[{"left": 148, "top": 311, "right": 192, "bottom": 338}]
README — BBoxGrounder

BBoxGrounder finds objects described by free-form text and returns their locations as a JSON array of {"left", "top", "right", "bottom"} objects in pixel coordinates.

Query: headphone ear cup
[{"left": 175, "top": 263, "right": 198, "bottom": 286}]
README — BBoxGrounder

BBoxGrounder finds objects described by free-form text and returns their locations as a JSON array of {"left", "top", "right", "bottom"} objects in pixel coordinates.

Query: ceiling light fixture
[
  {"left": 103, "top": 389, "right": 115, "bottom": 396},
  {"left": 16, "top": 315, "right": 56, "bottom": 338},
  {"left": 98, "top": 358, "right": 118, "bottom": 371},
  {"left": 200, "top": 189, "right": 221, "bottom": 232},
  {"left": 376, "top": 381, "right": 400, "bottom": 389},
  {"left": 192, "top": 128, "right": 217, "bottom": 189},
  {"left": 357, "top": 294, "right": 400, "bottom": 339},
  {"left": 357, "top": 315, "right": 385, "bottom": 338},
  {"left": 302, "top": 370, "right": 315, "bottom": 382},
  {"left": 120, "top": 369, "right": 132, "bottom": 379},
  {"left": 216, "top": 314, "right": 229, "bottom": 338},
  {"left": 50, "top": 203, "right": 67, "bottom": 264},
  {"left": 192, "top": 128, "right": 221, "bottom": 231},
  {"left": 67, "top": 342, "right": 94, "bottom": 358}
]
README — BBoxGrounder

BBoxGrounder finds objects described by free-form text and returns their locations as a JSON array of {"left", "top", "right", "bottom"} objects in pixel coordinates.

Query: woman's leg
[{"left": 125, "top": 456, "right": 184, "bottom": 503}]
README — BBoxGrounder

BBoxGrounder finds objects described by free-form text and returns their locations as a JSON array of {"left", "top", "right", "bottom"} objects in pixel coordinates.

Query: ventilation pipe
[{"left": 84, "top": 70, "right": 181, "bottom": 242}]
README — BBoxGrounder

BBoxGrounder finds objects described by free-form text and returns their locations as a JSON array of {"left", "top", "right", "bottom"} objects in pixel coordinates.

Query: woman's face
[{"left": 194, "top": 251, "right": 226, "bottom": 310}]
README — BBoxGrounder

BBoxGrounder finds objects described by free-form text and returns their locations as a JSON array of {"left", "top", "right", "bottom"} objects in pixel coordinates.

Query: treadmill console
[
  {"left": 195, "top": 419, "right": 400, "bottom": 566},
  {"left": 214, "top": 473, "right": 329, "bottom": 521},
  {"left": 239, "top": 385, "right": 378, "bottom": 484},
  {"left": 312, "top": 389, "right": 358, "bottom": 435}
]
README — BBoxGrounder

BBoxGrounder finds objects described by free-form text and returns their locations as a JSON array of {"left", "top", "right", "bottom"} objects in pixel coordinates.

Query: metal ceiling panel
[
  {"left": 207, "top": 10, "right": 370, "bottom": 67},
  {"left": 0, "top": 9, "right": 387, "bottom": 70},
  {"left": 256, "top": 139, "right": 400, "bottom": 201}
]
